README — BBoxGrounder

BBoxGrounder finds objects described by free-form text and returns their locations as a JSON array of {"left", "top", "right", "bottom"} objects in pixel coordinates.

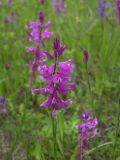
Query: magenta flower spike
[
  {"left": 52, "top": 0, "right": 67, "bottom": 16},
  {"left": 76, "top": 111, "right": 98, "bottom": 160},
  {"left": 32, "top": 39, "right": 74, "bottom": 112},
  {"left": 26, "top": 12, "right": 54, "bottom": 89},
  {"left": 38, "top": 12, "right": 45, "bottom": 24},
  {"left": 28, "top": 12, "right": 53, "bottom": 46}
]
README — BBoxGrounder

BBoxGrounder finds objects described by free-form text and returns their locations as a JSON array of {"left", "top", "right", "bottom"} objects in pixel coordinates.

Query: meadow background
[{"left": 0, "top": 0, "right": 120, "bottom": 159}]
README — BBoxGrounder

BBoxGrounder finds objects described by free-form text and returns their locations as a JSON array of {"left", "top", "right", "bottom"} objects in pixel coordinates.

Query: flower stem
[
  {"left": 78, "top": 144, "right": 84, "bottom": 160},
  {"left": 85, "top": 64, "right": 99, "bottom": 159},
  {"left": 52, "top": 112, "right": 57, "bottom": 160},
  {"left": 85, "top": 64, "right": 93, "bottom": 106},
  {"left": 113, "top": 100, "right": 120, "bottom": 160}
]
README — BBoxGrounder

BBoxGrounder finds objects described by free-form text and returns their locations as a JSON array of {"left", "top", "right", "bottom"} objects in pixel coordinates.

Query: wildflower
[
  {"left": 32, "top": 39, "right": 74, "bottom": 111},
  {"left": 6, "top": 0, "right": 12, "bottom": 7},
  {"left": 115, "top": 0, "right": 120, "bottom": 23},
  {"left": 76, "top": 111, "right": 98, "bottom": 160},
  {"left": 28, "top": 12, "right": 53, "bottom": 45},
  {"left": 52, "top": 0, "right": 66, "bottom": 16},
  {"left": 26, "top": 12, "right": 53, "bottom": 88},
  {"left": 83, "top": 50, "right": 89, "bottom": 64},
  {"left": 39, "top": 0, "right": 45, "bottom": 4},
  {"left": 0, "top": 96, "right": 7, "bottom": 114},
  {"left": 98, "top": 0, "right": 107, "bottom": 19},
  {"left": 27, "top": 49, "right": 46, "bottom": 75},
  {"left": 4, "top": 64, "right": 11, "bottom": 70},
  {"left": 4, "top": 12, "right": 18, "bottom": 24},
  {"left": 4, "top": 16, "right": 12, "bottom": 23}
]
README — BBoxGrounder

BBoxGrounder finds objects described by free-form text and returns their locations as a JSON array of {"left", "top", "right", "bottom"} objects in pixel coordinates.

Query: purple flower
[
  {"left": 32, "top": 39, "right": 74, "bottom": 111},
  {"left": 25, "top": 47, "right": 37, "bottom": 53},
  {"left": 38, "top": 12, "right": 44, "bottom": 24},
  {"left": 4, "top": 12, "right": 18, "bottom": 24},
  {"left": 76, "top": 111, "right": 98, "bottom": 159},
  {"left": 28, "top": 13, "right": 53, "bottom": 45},
  {"left": 52, "top": 0, "right": 67, "bottom": 16},
  {"left": 116, "top": 0, "right": 120, "bottom": 23},
  {"left": 28, "top": 49, "right": 46, "bottom": 74},
  {"left": 0, "top": 96, "right": 6, "bottom": 104},
  {"left": 6, "top": 0, "right": 12, "bottom": 7},
  {"left": 4, "top": 64, "right": 11, "bottom": 70},
  {"left": 0, "top": 96, "right": 7, "bottom": 114},
  {"left": 52, "top": 39, "right": 66, "bottom": 58},
  {"left": 26, "top": 13, "right": 54, "bottom": 89},
  {"left": 4, "top": 16, "right": 12, "bottom": 23},
  {"left": 41, "top": 30, "right": 54, "bottom": 40},
  {"left": 83, "top": 50, "right": 89, "bottom": 64},
  {"left": 76, "top": 111, "right": 98, "bottom": 142},
  {"left": 39, "top": 0, "right": 45, "bottom": 4},
  {"left": 98, "top": 0, "right": 107, "bottom": 19}
]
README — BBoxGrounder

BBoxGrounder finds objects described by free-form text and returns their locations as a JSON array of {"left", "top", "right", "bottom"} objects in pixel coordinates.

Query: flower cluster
[
  {"left": 32, "top": 39, "right": 74, "bottom": 111},
  {"left": 26, "top": 13, "right": 73, "bottom": 112},
  {"left": 26, "top": 12, "right": 54, "bottom": 88},
  {"left": 4, "top": 12, "right": 18, "bottom": 23},
  {"left": 98, "top": 0, "right": 107, "bottom": 19},
  {"left": 27, "top": 12, "right": 53, "bottom": 46},
  {"left": 116, "top": 0, "right": 120, "bottom": 23},
  {"left": 52, "top": 0, "right": 66, "bottom": 16},
  {"left": 76, "top": 111, "right": 98, "bottom": 159}
]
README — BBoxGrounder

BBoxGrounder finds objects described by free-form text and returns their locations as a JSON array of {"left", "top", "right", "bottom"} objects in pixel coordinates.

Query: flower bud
[
  {"left": 38, "top": 12, "right": 44, "bottom": 24},
  {"left": 83, "top": 50, "right": 89, "bottom": 64}
]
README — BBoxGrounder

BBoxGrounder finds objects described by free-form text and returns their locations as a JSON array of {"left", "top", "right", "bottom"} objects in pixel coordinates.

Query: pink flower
[
  {"left": 28, "top": 13, "right": 53, "bottom": 45},
  {"left": 32, "top": 39, "right": 74, "bottom": 111},
  {"left": 52, "top": 0, "right": 67, "bottom": 16},
  {"left": 76, "top": 111, "right": 98, "bottom": 146},
  {"left": 25, "top": 12, "right": 54, "bottom": 88},
  {"left": 76, "top": 111, "right": 98, "bottom": 160},
  {"left": 41, "top": 30, "right": 54, "bottom": 40},
  {"left": 39, "top": 0, "right": 45, "bottom": 4}
]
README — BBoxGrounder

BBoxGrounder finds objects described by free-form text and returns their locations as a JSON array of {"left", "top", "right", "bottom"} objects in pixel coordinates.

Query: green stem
[
  {"left": 85, "top": 141, "right": 113, "bottom": 155},
  {"left": 85, "top": 64, "right": 100, "bottom": 159},
  {"left": 113, "top": 101, "right": 120, "bottom": 160},
  {"left": 58, "top": 111, "right": 65, "bottom": 160},
  {"left": 85, "top": 64, "right": 93, "bottom": 106},
  {"left": 52, "top": 113, "right": 57, "bottom": 160}
]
